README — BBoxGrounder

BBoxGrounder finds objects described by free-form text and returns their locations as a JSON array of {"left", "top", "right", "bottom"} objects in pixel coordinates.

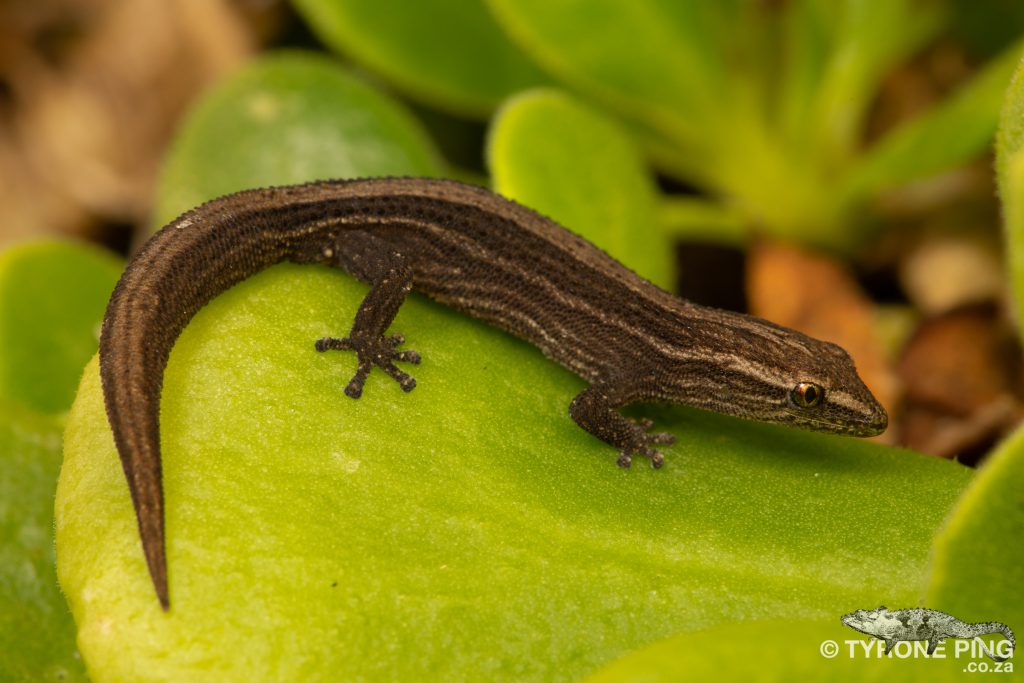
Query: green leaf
[
  {"left": 776, "top": 1, "right": 838, "bottom": 157},
  {"left": 291, "top": 0, "right": 548, "bottom": 117},
  {"left": 486, "top": 0, "right": 738, "bottom": 177},
  {"left": 1, "top": 400, "right": 87, "bottom": 682},
  {"left": 949, "top": 0, "right": 1024, "bottom": 60},
  {"left": 657, "top": 196, "right": 748, "bottom": 246},
  {"left": 804, "top": 0, "right": 947, "bottom": 167},
  {"left": 848, "top": 39, "right": 1024, "bottom": 199},
  {"left": 0, "top": 240, "right": 121, "bottom": 414},
  {"left": 996, "top": 48, "right": 1024, "bottom": 328},
  {"left": 486, "top": 0, "right": 942, "bottom": 249},
  {"left": 585, "top": 619, "right": 982, "bottom": 682},
  {"left": 155, "top": 51, "right": 443, "bottom": 227},
  {"left": 57, "top": 265, "right": 971, "bottom": 680},
  {"left": 488, "top": 89, "right": 673, "bottom": 288},
  {"left": 926, "top": 423, "right": 1024, "bottom": 631},
  {"left": 997, "top": 54, "right": 1024, "bottom": 186}
]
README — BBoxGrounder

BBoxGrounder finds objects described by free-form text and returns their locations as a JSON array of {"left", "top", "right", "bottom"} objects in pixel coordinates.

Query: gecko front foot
[
  {"left": 315, "top": 332, "right": 421, "bottom": 398},
  {"left": 616, "top": 419, "right": 675, "bottom": 469}
]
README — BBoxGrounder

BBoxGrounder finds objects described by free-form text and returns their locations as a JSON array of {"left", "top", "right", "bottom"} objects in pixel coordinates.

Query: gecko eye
[{"left": 791, "top": 382, "right": 824, "bottom": 408}]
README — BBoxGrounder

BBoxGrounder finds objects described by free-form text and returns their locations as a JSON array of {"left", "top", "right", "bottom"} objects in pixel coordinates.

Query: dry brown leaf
[
  {"left": 747, "top": 240, "right": 898, "bottom": 441},
  {"left": 897, "top": 303, "right": 1023, "bottom": 460},
  {"left": 899, "top": 233, "right": 1004, "bottom": 314},
  {"left": 0, "top": 0, "right": 267, "bottom": 247}
]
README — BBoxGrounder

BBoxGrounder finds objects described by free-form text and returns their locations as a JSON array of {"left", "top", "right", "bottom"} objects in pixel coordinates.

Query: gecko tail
[
  {"left": 100, "top": 342, "right": 172, "bottom": 610},
  {"left": 99, "top": 186, "right": 311, "bottom": 610},
  {"left": 970, "top": 622, "right": 1015, "bottom": 662},
  {"left": 135, "top": 471, "right": 169, "bottom": 610},
  {"left": 975, "top": 638, "right": 1008, "bottom": 663}
]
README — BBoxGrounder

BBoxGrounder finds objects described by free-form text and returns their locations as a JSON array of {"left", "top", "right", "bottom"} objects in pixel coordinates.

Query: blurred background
[
  {"left": 4, "top": 2, "right": 1024, "bottom": 681},
  {"left": 2, "top": 0, "right": 1024, "bottom": 457}
]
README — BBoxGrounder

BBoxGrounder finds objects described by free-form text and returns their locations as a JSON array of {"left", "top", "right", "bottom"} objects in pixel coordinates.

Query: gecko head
[
  {"left": 685, "top": 318, "right": 888, "bottom": 437},
  {"left": 775, "top": 339, "right": 888, "bottom": 437},
  {"left": 841, "top": 606, "right": 891, "bottom": 636}
]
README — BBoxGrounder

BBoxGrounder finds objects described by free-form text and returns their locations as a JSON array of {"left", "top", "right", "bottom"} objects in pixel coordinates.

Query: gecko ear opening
[{"left": 877, "top": 605, "right": 887, "bottom": 610}]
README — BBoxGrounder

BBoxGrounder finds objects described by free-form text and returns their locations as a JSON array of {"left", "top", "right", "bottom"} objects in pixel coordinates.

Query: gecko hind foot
[
  {"left": 315, "top": 333, "right": 420, "bottom": 398},
  {"left": 616, "top": 421, "right": 675, "bottom": 469}
]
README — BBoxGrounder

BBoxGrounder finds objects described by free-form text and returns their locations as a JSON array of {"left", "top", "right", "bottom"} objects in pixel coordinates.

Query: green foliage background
[{"left": 2, "top": 1, "right": 1022, "bottom": 680}]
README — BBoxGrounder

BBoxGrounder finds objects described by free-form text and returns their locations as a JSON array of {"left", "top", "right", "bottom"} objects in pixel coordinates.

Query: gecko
[
  {"left": 842, "top": 606, "right": 1015, "bottom": 662},
  {"left": 100, "top": 177, "right": 888, "bottom": 608}
]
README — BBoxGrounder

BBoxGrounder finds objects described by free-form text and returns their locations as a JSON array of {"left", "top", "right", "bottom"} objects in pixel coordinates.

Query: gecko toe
[
  {"left": 380, "top": 333, "right": 419, "bottom": 366},
  {"left": 316, "top": 336, "right": 354, "bottom": 353},
  {"left": 319, "top": 330, "right": 421, "bottom": 395},
  {"left": 651, "top": 432, "right": 675, "bottom": 446},
  {"left": 382, "top": 363, "right": 416, "bottom": 391},
  {"left": 639, "top": 443, "right": 666, "bottom": 469},
  {"left": 626, "top": 426, "right": 675, "bottom": 468},
  {"left": 344, "top": 362, "right": 372, "bottom": 398},
  {"left": 603, "top": 416, "right": 677, "bottom": 469},
  {"left": 396, "top": 349, "right": 421, "bottom": 364}
]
